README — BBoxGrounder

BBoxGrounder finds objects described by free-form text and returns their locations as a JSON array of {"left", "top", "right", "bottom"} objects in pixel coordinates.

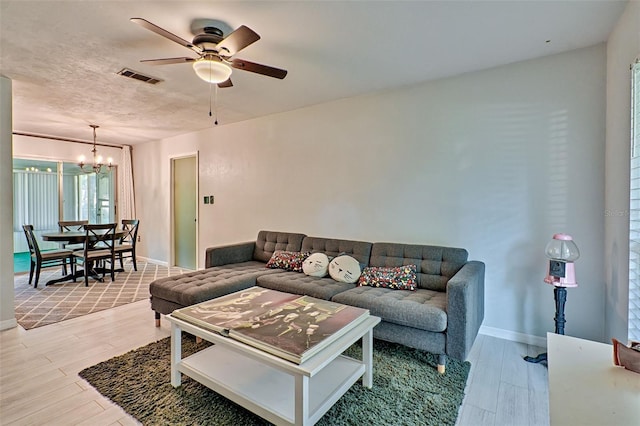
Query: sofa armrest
[
  {"left": 446, "top": 260, "right": 485, "bottom": 360},
  {"left": 205, "top": 241, "right": 256, "bottom": 268}
]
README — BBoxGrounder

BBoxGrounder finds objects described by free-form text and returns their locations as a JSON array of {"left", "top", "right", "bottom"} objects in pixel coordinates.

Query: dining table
[{"left": 42, "top": 229, "right": 127, "bottom": 286}]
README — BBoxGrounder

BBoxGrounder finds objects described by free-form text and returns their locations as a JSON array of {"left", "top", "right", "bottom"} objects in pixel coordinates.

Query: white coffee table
[{"left": 167, "top": 312, "right": 381, "bottom": 426}]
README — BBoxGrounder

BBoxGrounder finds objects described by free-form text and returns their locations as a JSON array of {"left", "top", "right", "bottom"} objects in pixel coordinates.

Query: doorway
[{"left": 171, "top": 154, "right": 198, "bottom": 270}]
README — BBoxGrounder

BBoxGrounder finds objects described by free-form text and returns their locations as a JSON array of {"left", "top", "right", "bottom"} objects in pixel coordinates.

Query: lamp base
[
  {"left": 523, "top": 286, "right": 568, "bottom": 365},
  {"left": 523, "top": 352, "right": 547, "bottom": 364}
]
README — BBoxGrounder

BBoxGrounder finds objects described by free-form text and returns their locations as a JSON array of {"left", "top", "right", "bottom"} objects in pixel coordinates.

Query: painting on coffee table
[{"left": 172, "top": 286, "right": 369, "bottom": 363}]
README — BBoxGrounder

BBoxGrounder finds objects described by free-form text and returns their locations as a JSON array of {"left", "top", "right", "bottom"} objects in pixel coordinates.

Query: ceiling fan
[{"left": 131, "top": 18, "right": 287, "bottom": 88}]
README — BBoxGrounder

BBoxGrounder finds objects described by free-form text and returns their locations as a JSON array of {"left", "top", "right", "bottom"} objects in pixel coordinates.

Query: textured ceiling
[{"left": 0, "top": 0, "right": 628, "bottom": 146}]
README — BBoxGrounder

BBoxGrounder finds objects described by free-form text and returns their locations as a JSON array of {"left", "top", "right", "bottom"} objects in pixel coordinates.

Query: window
[
  {"left": 13, "top": 162, "right": 59, "bottom": 231},
  {"left": 629, "top": 60, "right": 640, "bottom": 341},
  {"left": 13, "top": 158, "right": 116, "bottom": 253}
]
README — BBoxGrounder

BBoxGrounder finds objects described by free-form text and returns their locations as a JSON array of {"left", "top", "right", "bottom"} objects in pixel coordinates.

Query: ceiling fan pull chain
[
  {"left": 208, "top": 74, "right": 213, "bottom": 118},
  {"left": 214, "top": 84, "right": 219, "bottom": 126},
  {"left": 205, "top": 58, "right": 218, "bottom": 125}
]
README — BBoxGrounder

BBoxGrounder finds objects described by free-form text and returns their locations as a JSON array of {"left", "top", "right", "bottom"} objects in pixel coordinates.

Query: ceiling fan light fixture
[{"left": 192, "top": 59, "right": 232, "bottom": 84}]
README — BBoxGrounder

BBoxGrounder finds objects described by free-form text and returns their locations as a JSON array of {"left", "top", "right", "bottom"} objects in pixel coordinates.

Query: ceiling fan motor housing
[{"left": 193, "top": 27, "right": 225, "bottom": 53}]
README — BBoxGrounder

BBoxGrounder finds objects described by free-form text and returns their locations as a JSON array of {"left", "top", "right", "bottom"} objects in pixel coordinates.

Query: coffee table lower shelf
[{"left": 179, "top": 345, "right": 364, "bottom": 425}]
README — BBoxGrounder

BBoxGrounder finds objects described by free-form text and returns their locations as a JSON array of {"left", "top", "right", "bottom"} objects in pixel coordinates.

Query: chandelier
[{"left": 79, "top": 125, "right": 113, "bottom": 173}]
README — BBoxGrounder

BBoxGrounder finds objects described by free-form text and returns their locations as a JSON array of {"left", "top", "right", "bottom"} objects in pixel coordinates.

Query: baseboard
[
  {"left": 479, "top": 325, "right": 547, "bottom": 348},
  {"left": 0, "top": 318, "right": 17, "bottom": 331},
  {"left": 136, "top": 256, "right": 201, "bottom": 270},
  {"left": 137, "top": 256, "right": 168, "bottom": 267}
]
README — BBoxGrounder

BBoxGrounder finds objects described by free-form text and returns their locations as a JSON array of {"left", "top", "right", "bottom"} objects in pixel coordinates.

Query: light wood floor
[
  {"left": 0, "top": 300, "right": 549, "bottom": 425},
  {"left": 457, "top": 334, "right": 549, "bottom": 426}
]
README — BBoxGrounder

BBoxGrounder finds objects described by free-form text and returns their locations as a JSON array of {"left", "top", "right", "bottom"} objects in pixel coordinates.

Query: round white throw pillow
[
  {"left": 302, "top": 252, "right": 330, "bottom": 277},
  {"left": 329, "top": 255, "right": 361, "bottom": 284}
]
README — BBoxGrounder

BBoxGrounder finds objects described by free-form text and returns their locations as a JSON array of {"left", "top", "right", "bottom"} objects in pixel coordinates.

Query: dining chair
[
  {"left": 115, "top": 219, "right": 140, "bottom": 271},
  {"left": 72, "top": 223, "right": 117, "bottom": 286},
  {"left": 58, "top": 220, "right": 89, "bottom": 251},
  {"left": 22, "top": 225, "right": 73, "bottom": 288}
]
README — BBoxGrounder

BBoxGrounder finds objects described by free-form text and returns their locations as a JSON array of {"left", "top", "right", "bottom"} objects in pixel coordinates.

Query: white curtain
[{"left": 119, "top": 145, "right": 136, "bottom": 220}]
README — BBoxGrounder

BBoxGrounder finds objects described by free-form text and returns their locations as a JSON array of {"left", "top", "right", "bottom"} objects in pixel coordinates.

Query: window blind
[
  {"left": 13, "top": 170, "right": 59, "bottom": 232},
  {"left": 629, "top": 60, "right": 640, "bottom": 341}
]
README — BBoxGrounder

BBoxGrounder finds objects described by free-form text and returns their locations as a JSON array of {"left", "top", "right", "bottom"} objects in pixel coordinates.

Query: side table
[{"left": 547, "top": 333, "right": 640, "bottom": 425}]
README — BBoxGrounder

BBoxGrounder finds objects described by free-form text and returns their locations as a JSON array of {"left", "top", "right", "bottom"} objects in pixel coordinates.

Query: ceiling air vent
[{"left": 117, "top": 68, "right": 163, "bottom": 85}]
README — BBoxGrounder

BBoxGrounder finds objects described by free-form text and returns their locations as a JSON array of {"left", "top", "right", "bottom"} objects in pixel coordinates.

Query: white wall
[
  {"left": 605, "top": 0, "right": 640, "bottom": 342},
  {"left": 134, "top": 44, "right": 607, "bottom": 342},
  {"left": 1, "top": 76, "right": 17, "bottom": 330}
]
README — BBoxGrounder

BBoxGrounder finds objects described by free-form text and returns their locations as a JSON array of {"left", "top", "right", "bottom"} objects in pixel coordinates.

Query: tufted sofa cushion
[
  {"left": 253, "top": 231, "right": 306, "bottom": 263},
  {"left": 331, "top": 286, "right": 448, "bottom": 332},
  {"left": 369, "top": 243, "right": 468, "bottom": 291},
  {"left": 257, "top": 272, "right": 355, "bottom": 300},
  {"left": 150, "top": 261, "right": 281, "bottom": 307},
  {"left": 301, "top": 236, "right": 372, "bottom": 266}
]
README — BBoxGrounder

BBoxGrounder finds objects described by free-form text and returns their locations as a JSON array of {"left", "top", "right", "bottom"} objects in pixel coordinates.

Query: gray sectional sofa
[{"left": 150, "top": 230, "right": 485, "bottom": 372}]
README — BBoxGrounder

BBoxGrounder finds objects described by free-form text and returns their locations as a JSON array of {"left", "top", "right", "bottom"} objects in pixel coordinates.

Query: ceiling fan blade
[
  {"left": 231, "top": 59, "right": 288, "bottom": 79},
  {"left": 218, "top": 78, "right": 233, "bottom": 88},
  {"left": 131, "top": 18, "right": 201, "bottom": 54},
  {"left": 140, "top": 57, "right": 196, "bottom": 65},
  {"left": 216, "top": 25, "right": 260, "bottom": 56}
]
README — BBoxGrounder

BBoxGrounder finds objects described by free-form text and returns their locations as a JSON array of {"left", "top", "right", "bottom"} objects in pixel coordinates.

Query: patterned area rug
[
  {"left": 14, "top": 260, "right": 189, "bottom": 330},
  {"left": 80, "top": 336, "right": 471, "bottom": 426}
]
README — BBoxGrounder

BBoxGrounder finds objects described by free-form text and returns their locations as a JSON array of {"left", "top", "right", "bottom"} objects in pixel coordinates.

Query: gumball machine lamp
[{"left": 524, "top": 233, "right": 579, "bottom": 364}]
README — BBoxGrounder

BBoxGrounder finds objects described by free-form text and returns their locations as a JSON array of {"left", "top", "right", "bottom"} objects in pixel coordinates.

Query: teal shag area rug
[{"left": 80, "top": 336, "right": 470, "bottom": 425}]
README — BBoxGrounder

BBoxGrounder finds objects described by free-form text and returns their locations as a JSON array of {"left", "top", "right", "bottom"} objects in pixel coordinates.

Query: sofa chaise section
[{"left": 150, "top": 230, "right": 306, "bottom": 326}]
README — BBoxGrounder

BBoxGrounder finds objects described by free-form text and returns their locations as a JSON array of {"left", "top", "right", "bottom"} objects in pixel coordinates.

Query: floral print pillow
[
  {"left": 266, "top": 250, "right": 310, "bottom": 272},
  {"left": 358, "top": 264, "right": 418, "bottom": 291}
]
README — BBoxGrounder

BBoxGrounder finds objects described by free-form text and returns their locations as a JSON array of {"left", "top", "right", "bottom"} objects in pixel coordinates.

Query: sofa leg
[
  {"left": 155, "top": 311, "right": 161, "bottom": 327},
  {"left": 437, "top": 354, "right": 446, "bottom": 374}
]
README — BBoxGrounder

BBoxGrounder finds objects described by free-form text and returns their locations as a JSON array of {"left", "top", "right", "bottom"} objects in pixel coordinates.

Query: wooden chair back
[
  {"left": 22, "top": 224, "right": 41, "bottom": 259},
  {"left": 59, "top": 220, "right": 88, "bottom": 232},
  {"left": 120, "top": 219, "right": 140, "bottom": 246},
  {"left": 83, "top": 223, "right": 117, "bottom": 254},
  {"left": 22, "top": 224, "right": 72, "bottom": 288}
]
